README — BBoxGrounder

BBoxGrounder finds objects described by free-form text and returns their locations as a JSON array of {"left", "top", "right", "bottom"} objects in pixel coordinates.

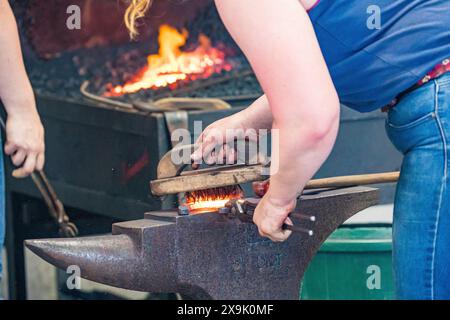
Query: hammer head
[{"left": 26, "top": 186, "right": 378, "bottom": 300}]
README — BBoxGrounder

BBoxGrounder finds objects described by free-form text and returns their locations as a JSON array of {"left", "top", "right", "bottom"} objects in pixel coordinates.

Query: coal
[{"left": 20, "top": 3, "right": 263, "bottom": 103}]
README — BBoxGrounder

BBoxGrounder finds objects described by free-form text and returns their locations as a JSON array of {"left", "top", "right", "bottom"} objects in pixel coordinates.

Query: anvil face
[{"left": 25, "top": 186, "right": 378, "bottom": 300}]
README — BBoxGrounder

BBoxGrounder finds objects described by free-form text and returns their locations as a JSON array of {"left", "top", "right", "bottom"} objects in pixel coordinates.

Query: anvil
[{"left": 25, "top": 186, "right": 378, "bottom": 300}]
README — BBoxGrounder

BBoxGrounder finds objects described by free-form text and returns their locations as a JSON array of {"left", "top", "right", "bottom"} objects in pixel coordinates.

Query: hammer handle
[
  {"left": 253, "top": 171, "right": 400, "bottom": 197},
  {"left": 305, "top": 171, "right": 400, "bottom": 190}
]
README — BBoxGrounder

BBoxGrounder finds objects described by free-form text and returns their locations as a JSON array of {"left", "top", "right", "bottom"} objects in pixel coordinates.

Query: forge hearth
[{"left": 13, "top": 0, "right": 262, "bottom": 105}]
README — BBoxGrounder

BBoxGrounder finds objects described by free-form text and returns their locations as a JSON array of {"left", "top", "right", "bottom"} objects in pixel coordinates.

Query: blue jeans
[
  {"left": 386, "top": 72, "right": 450, "bottom": 300},
  {"left": 0, "top": 134, "right": 4, "bottom": 286}
]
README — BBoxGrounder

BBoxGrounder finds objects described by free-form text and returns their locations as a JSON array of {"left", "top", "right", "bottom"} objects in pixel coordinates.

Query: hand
[
  {"left": 191, "top": 112, "right": 259, "bottom": 168},
  {"left": 253, "top": 192, "right": 296, "bottom": 242},
  {"left": 4, "top": 109, "right": 45, "bottom": 177}
]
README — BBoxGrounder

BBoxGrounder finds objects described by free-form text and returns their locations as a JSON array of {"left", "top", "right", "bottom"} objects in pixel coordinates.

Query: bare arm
[
  {"left": 215, "top": 0, "right": 340, "bottom": 241},
  {"left": 240, "top": 95, "right": 272, "bottom": 131},
  {"left": 0, "top": 1, "right": 34, "bottom": 111},
  {"left": 0, "top": 0, "right": 45, "bottom": 175}
]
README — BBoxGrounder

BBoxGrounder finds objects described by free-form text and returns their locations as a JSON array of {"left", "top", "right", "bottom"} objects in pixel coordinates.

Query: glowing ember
[
  {"left": 187, "top": 199, "right": 232, "bottom": 214},
  {"left": 185, "top": 186, "right": 243, "bottom": 214},
  {"left": 106, "top": 24, "right": 233, "bottom": 96}
]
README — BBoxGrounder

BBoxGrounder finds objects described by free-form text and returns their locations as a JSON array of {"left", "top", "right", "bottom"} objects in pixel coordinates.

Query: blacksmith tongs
[
  {"left": 223, "top": 199, "right": 315, "bottom": 236},
  {"left": 0, "top": 116, "right": 78, "bottom": 237}
]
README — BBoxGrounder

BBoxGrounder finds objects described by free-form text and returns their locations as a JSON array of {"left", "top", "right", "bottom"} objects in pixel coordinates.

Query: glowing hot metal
[{"left": 185, "top": 185, "right": 244, "bottom": 214}]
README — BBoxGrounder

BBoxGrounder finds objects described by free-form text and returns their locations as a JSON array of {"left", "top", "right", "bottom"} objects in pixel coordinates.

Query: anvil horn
[
  {"left": 25, "top": 186, "right": 379, "bottom": 299},
  {"left": 25, "top": 218, "right": 179, "bottom": 293}
]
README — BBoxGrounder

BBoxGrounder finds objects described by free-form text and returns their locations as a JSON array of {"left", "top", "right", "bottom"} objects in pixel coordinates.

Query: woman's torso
[{"left": 303, "top": 0, "right": 450, "bottom": 112}]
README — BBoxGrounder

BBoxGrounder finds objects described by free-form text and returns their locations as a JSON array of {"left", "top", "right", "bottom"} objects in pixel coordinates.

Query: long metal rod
[
  {"left": 305, "top": 171, "right": 400, "bottom": 190},
  {"left": 80, "top": 81, "right": 134, "bottom": 109},
  {"left": 152, "top": 68, "right": 255, "bottom": 100}
]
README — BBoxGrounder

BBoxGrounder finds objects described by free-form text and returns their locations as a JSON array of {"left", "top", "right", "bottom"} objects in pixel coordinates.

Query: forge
[
  {"left": 5, "top": 0, "right": 400, "bottom": 300},
  {"left": 26, "top": 186, "right": 378, "bottom": 300},
  {"left": 19, "top": 0, "right": 261, "bottom": 103}
]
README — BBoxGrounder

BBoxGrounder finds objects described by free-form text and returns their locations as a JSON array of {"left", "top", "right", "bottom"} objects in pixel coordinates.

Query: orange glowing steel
[
  {"left": 106, "top": 25, "right": 233, "bottom": 96},
  {"left": 185, "top": 186, "right": 243, "bottom": 214},
  {"left": 187, "top": 199, "right": 231, "bottom": 214}
]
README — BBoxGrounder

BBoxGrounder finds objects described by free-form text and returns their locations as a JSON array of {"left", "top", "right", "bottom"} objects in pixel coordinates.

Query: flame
[
  {"left": 187, "top": 199, "right": 232, "bottom": 214},
  {"left": 185, "top": 186, "right": 243, "bottom": 214},
  {"left": 106, "top": 25, "right": 233, "bottom": 96}
]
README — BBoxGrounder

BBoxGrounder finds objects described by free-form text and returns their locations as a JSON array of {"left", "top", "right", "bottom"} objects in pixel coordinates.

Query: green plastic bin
[{"left": 300, "top": 226, "right": 394, "bottom": 300}]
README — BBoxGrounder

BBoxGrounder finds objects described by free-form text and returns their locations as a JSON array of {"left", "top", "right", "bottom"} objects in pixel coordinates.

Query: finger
[
  {"left": 11, "top": 149, "right": 26, "bottom": 167},
  {"left": 274, "top": 217, "right": 294, "bottom": 241},
  {"left": 217, "top": 144, "right": 235, "bottom": 165},
  {"left": 194, "top": 139, "right": 219, "bottom": 165},
  {"left": 268, "top": 231, "right": 292, "bottom": 242},
  {"left": 220, "top": 143, "right": 235, "bottom": 164},
  {"left": 4, "top": 141, "right": 18, "bottom": 156},
  {"left": 264, "top": 227, "right": 292, "bottom": 242},
  {"left": 36, "top": 152, "right": 45, "bottom": 171},
  {"left": 285, "top": 217, "right": 293, "bottom": 226},
  {"left": 258, "top": 219, "right": 292, "bottom": 242},
  {"left": 191, "top": 162, "right": 200, "bottom": 170},
  {"left": 225, "top": 146, "right": 237, "bottom": 165},
  {"left": 194, "top": 128, "right": 208, "bottom": 145},
  {"left": 21, "top": 152, "right": 38, "bottom": 177},
  {"left": 204, "top": 149, "right": 217, "bottom": 165},
  {"left": 191, "top": 134, "right": 216, "bottom": 163},
  {"left": 215, "top": 145, "right": 225, "bottom": 165},
  {"left": 12, "top": 168, "right": 29, "bottom": 179}
]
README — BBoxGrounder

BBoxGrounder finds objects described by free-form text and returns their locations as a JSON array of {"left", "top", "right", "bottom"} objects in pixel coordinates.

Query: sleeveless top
[{"left": 307, "top": 0, "right": 450, "bottom": 112}]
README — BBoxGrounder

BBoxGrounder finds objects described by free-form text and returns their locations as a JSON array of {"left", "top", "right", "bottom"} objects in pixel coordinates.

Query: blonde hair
[{"left": 124, "top": 0, "right": 153, "bottom": 39}]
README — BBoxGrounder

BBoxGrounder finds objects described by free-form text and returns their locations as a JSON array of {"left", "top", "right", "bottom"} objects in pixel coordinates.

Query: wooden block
[{"left": 150, "top": 164, "right": 268, "bottom": 196}]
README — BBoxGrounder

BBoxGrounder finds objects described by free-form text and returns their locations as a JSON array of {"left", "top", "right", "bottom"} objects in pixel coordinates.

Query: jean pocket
[
  {"left": 386, "top": 111, "right": 436, "bottom": 131},
  {"left": 439, "top": 79, "right": 450, "bottom": 89}
]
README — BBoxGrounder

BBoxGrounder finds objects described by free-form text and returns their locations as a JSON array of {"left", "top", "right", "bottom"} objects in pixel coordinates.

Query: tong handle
[
  {"left": 283, "top": 224, "right": 314, "bottom": 236},
  {"left": 228, "top": 199, "right": 315, "bottom": 236},
  {"left": 289, "top": 212, "right": 316, "bottom": 222}
]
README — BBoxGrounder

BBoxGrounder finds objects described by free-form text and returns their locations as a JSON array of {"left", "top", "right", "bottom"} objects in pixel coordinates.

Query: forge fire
[
  {"left": 105, "top": 24, "right": 233, "bottom": 96},
  {"left": 184, "top": 186, "right": 244, "bottom": 214}
]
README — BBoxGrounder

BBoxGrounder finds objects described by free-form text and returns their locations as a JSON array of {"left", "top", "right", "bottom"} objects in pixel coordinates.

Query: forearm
[
  {"left": 215, "top": 0, "right": 340, "bottom": 204},
  {"left": 239, "top": 95, "right": 273, "bottom": 130},
  {"left": 0, "top": 0, "right": 36, "bottom": 114},
  {"left": 268, "top": 110, "right": 339, "bottom": 205}
]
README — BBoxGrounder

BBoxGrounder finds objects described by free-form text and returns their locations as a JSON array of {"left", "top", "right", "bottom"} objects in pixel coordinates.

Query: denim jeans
[
  {"left": 385, "top": 72, "right": 450, "bottom": 300},
  {"left": 0, "top": 133, "right": 4, "bottom": 287}
]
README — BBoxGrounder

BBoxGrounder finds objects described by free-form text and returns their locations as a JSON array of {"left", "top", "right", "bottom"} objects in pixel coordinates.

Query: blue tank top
[{"left": 308, "top": 0, "right": 450, "bottom": 112}]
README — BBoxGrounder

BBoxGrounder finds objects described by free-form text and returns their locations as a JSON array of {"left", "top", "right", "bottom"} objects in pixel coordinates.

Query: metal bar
[
  {"left": 152, "top": 68, "right": 255, "bottom": 100},
  {"left": 80, "top": 81, "right": 134, "bottom": 110}
]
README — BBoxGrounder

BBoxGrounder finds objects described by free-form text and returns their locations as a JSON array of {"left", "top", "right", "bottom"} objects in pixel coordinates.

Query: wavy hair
[{"left": 124, "top": 0, "right": 153, "bottom": 39}]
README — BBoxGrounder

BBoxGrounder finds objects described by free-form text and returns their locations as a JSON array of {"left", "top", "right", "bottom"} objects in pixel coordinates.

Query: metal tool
[
  {"left": 81, "top": 81, "right": 232, "bottom": 113},
  {"left": 151, "top": 141, "right": 400, "bottom": 198},
  {"left": 25, "top": 186, "right": 378, "bottom": 300},
  {"left": 0, "top": 116, "right": 78, "bottom": 237},
  {"left": 223, "top": 199, "right": 315, "bottom": 236},
  {"left": 253, "top": 171, "right": 400, "bottom": 197},
  {"left": 150, "top": 141, "right": 269, "bottom": 197}
]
